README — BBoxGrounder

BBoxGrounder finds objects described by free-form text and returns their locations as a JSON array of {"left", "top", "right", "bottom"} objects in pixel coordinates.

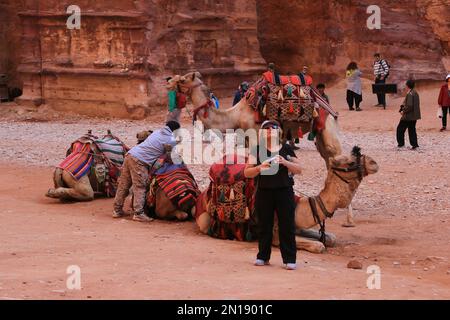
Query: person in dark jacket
[
  {"left": 397, "top": 80, "right": 421, "bottom": 150},
  {"left": 233, "top": 81, "right": 249, "bottom": 106},
  {"left": 438, "top": 74, "right": 450, "bottom": 132}
]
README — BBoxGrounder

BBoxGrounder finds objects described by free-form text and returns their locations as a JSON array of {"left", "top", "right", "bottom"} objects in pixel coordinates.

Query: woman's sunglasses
[{"left": 262, "top": 125, "right": 280, "bottom": 130}]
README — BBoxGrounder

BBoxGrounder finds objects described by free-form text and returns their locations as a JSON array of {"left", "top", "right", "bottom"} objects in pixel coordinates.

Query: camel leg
[
  {"left": 154, "top": 189, "right": 190, "bottom": 221},
  {"left": 196, "top": 212, "right": 210, "bottom": 234},
  {"left": 46, "top": 174, "right": 94, "bottom": 202},
  {"left": 297, "top": 229, "right": 337, "bottom": 247},
  {"left": 342, "top": 204, "right": 356, "bottom": 228},
  {"left": 295, "top": 236, "right": 326, "bottom": 254}
]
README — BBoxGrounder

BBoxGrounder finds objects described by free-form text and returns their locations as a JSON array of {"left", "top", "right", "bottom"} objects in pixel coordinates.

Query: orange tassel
[{"left": 289, "top": 101, "right": 294, "bottom": 114}]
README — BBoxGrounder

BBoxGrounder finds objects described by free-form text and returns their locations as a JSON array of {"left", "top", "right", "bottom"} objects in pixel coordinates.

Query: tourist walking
[
  {"left": 438, "top": 74, "right": 450, "bottom": 132},
  {"left": 397, "top": 80, "right": 421, "bottom": 150},
  {"left": 346, "top": 62, "right": 363, "bottom": 111}
]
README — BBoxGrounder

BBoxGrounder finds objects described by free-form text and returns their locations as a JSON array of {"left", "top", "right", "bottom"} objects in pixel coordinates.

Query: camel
[
  {"left": 195, "top": 147, "right": 379, "bottom": 254},
  {"left": 172, "top": 71, "right": 361, "bottom": 227},
  {"left": 143, "top": 145, "right": 200, "bottom": 222},
  {"left": 46, "top": 130, "right": 128, "bottom": 202}
]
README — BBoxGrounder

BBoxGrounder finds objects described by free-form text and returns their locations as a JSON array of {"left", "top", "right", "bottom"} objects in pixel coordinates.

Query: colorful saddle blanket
[
  {"left": 245, "top": 72, "right": 337, "bottom": 125},
  {"left": 266, "top": 83, "right": 316, "bottom": 122},
  {"left": 198, "top": 155, "right": 256, "bottom": 241},
  {"left": 57, "top": 134, "right": 128, "bottom": 197},
  {"left": 58, "top": 142, "right": 94, "bottom": 180},
  {"left": 147, "top": 163, "right": 200, "bottom": 212}
]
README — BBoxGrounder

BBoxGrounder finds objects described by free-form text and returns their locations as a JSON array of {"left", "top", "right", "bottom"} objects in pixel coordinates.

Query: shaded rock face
[
  {"left": 2, "top": 0, "right": 449, "bottom": 117},
  {"left": 0, "top": 0, "right": 24, "bottom": 89},
  {"left": 13, "top": 0, "right": 265, "bottom": 117},
  {"left": 256, "top": 0, "right": 449, "bottom": 84}
]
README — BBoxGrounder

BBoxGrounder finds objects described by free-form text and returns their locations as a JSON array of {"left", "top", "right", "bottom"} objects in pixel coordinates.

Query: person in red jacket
[{"left": 438, "top": 74, "right": 450, "bottom": 132}]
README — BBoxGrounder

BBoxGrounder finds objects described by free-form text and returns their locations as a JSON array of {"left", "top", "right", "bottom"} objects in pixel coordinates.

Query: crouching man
[{"left": 113, "top": 121, "right": 181, "bottom": 222}]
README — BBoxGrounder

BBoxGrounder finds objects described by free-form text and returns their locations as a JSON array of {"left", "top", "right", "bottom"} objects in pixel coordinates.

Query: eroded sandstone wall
[
  {"left": 15, "top": 0, "right": 266, "bottom": 118},
  {"left": 5, "top": 0, "right": 450, "bottom": 118},
  {"left": 256, "top": 0, "right": 449, "bottom": 84},
  {"left": 0, "top": 0, "right": 24, "bottom": 88}
]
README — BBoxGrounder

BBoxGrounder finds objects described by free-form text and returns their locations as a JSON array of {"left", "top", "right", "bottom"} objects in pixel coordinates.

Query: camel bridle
[
  {"left": 176, "top": 82, "right": 214, "bottom": 123},
  {"left": 331, "top": 154, "right": 367, "bottom": 185},
  {"left": 309, "top": 152, "right": 366, "bottom": 245}
]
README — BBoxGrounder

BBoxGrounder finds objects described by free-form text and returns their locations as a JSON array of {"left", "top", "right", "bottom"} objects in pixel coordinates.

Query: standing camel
[
  {"left": 172, "top": 71, "right": 357, "bottom": 227},
  {"left": 195, "top": 147, "right": 379, "bottom": 253}
]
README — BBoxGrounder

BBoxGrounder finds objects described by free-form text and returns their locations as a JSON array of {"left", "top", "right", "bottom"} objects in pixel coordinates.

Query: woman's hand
[
  {"left": 278, "top": 155, "right": 303, "bottom": 175},
  {"left": 275, "top": 155, "right": 288, "bottom": 166},
  {"left": 259, "top": 161, "right": 271, "bottom": 172}
]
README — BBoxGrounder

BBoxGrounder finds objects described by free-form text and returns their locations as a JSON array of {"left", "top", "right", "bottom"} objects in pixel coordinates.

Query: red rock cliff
[
  {"left": 2, "top": 0, "right": 449, "bottom": 118},
  {"left": 256, "top": 0, "right": 449, "bottom": 84},
  {"left": 13, "top": 0, "right": 266, "bottom": 118}
]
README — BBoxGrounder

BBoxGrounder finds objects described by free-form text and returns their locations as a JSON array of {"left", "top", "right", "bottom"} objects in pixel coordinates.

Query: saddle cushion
[
  {"left": 147, "top": 165, "right": 200, "bottom": 212},
  {"left": 266, "top": 83, "right": 316, "bottom": 122},
  {"left": 201, "top": 155, "right": 256, "bottom": 241},
  {"left": 58, "top": 142, "right": 94, "bottom": 180}
]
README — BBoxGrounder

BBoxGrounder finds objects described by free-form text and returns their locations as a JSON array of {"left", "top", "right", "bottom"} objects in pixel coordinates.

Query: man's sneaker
[
  {"left": 285, "top": 263, "right": 297, "bottom": 271},
  {"left": 112, "top": 209, "right": 126, "bottom": 219},
  {"left": 133, "top": 213, "right": 154, "bottom": 222},
  {"left": 254, "top": 259, "right": 270, "bottom": 267},
  {"left": 440, "top": 127, "right": 446, "bottom": 132}
]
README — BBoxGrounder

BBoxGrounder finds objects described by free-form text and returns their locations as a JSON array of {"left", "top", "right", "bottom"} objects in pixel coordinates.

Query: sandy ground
[{"left": 0, "top": 86, "right": 449, "bottom": 300}]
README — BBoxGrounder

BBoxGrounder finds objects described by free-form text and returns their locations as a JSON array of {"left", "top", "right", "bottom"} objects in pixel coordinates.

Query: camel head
[
  {"left": 329, "top": 146, "right": 379, "bottom": 178},
  {"left": 178, "top": 71, "right": 203, "bottom": 88},
  {"left": 136, "top": 130, "right": 153, "bottom": 145},
  {"left": 324, "top": 146, "right": 379, "bottom": 208}
]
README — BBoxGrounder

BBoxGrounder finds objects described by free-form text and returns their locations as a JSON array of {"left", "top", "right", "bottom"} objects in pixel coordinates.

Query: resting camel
[
  {"left": 195, "top": 147, "right": 379, "bottom": 253},
  {"left": 45, "top": 131, "right": 129, "bottom": 202},
  {"left": 46, "top": 130, "right": 152, "bottom": 203},
  {"left": 173, "top": 71, "right": 359, "bottom": 227},
  {"left": 143, "top": 145, "right": 200, "bottom": 222}
]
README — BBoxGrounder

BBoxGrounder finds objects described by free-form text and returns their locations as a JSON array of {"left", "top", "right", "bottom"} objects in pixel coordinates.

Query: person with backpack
[
  {"left": 373, "top": 53, "right": 390, "bottom": 108},
  {"left": 244, "top": 120, "right": 303, "bottom": 271}
]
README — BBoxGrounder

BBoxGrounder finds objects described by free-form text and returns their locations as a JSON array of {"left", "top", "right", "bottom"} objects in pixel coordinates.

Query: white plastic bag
[{"left": 437, "top": 107, "right": 443, "bottom": 119}]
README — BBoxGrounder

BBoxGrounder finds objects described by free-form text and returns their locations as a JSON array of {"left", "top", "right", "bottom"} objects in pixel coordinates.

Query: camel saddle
[
  {"left": 58, "top": 133, "right": 129, "bottom": 197},
  {"left": 263, "top": 72, "right": 316, "bottom": 123},
  {"left": 199, "top": 155, "right": 256, "bottom": 241}
]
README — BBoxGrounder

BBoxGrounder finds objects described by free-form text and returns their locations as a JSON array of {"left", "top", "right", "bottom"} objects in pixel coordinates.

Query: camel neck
[
  {"left": 191, "top": 86, "right": 209, "bottom": 108},
  {"left": 318, "top": 172, "right": 356, "bottom": 215}
]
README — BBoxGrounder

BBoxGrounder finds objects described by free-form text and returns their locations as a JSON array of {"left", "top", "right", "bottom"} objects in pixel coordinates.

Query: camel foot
[
  {"left": 175, "top": 211, "right": 189, "bottom": 221},
  {"left": 295, "top": 236, "right": 326, "bottom": 254},
  {"left": 297, "top": 229, "right": 337, "bottom": 248},
  {"left": 45, "top": 189, "right": 59, "bottom": 199},
  {"left": 342, "top": 222, "right": 356, "bottom": 228}
]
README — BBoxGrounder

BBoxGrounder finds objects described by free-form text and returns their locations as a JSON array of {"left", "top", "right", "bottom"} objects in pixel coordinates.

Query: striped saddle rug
[
  {"left": 58, "top": 134, "right": 127, "bottom": 183},
  {"left": 148, "top": 165, "right": 200, "bottom": 213},
  {"left": 58, "top": 142, "right": 94, "bottom": 180}
]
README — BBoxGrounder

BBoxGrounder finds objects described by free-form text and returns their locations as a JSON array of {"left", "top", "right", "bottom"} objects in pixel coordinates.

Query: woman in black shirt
[{"left": 245, "top": 120, "right": 303, "bottom": 270}]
